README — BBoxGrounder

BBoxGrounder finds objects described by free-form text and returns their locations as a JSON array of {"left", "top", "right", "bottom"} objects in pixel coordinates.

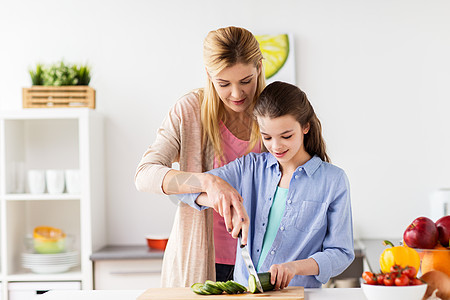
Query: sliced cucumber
[
  {"left": 191, "top": 279, "right": 247, "bottom": 295},
  {"left": 226, "top": 280, "right": 246, "bottom": 293},
  {"left": 204, "top": 280, "right": 223, "bottom": 294},
  {"left": 190, "top": 283, "right": 207, "bottom": 295},
  {"left": 249, "top": 272, "right": 275, "bottom": 293},
  {"left": 225, "top": 280, "right": 242, "bottom": 293},
  {"left": 220, "top": 281, "right": 236, "bottom": 294},
  {"left": 231, "top": 281, "right": 248, "bottom": 293},
  {"left": 215, "top": 281, "right": 233, "bottom": 294},
  {"left": 199, "top": 285, "right": 213, "bottom": 295}
]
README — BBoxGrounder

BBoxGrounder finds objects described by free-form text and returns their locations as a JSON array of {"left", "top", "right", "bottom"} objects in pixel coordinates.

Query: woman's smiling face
[
  {"left": 257, "top": 114, "right": 310, "bottom": 168},
  {"left": 209, "top": 62, "right": 260, "bottom": 115}
]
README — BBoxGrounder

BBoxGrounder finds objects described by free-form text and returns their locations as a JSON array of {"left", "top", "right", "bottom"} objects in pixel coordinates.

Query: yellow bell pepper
[{"left": 379, "top": 240, "right": 420, "bottom": 274}]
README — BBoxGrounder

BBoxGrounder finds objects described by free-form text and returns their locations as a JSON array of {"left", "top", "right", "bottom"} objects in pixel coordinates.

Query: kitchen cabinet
[
  {"left": 9, "top": 281, "right": 80, "bottom": 300},
  {"left": 90, "top": 245, "right": 163, "bottom": 289},
  {"left": 0, "top": 108, "right": 106, "bottom": 300},
  {"left": 93, "top": 259, "right": 162, "bottom": 290}
]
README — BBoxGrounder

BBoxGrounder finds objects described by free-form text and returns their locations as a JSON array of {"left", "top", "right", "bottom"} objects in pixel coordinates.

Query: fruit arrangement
[
  {"left": 362, "top": 240, "right": 424, "bottom": 286},
  {"left": 360, "top": 216, "right": 450, "bottom": 299},
  {"left": 403, "top": 216, "right": 450, "bottom": 249},
  {"left": 403, "top": 216, "right": 450, "bottom": 278}
]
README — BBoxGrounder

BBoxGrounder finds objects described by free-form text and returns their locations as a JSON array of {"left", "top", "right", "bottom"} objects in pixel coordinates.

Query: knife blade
[{"left": 238, "top": 233, "right": 263, "bottom": 293}]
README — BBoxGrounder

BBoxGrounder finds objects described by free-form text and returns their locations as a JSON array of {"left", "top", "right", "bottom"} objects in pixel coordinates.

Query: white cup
[
  {"left": 27, "top": 169, "right": 46, "bottom": 194},
  {"left": 65, "top": 169, "right": 81, "bottom": 194},
  {"left": 46, "top": 169, "right": 65, "bottom": 194},
  {"left": 8, "top": 161, "right": 25, "bottom": 193},
  {"left": 14, "top": 162, "right": 26, "bottom": 193}
]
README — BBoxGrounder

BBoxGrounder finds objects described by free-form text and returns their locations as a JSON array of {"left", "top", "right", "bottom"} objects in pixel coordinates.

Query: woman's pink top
[{"left": 213, "top": 121, "right": 261, "bottom": 265}]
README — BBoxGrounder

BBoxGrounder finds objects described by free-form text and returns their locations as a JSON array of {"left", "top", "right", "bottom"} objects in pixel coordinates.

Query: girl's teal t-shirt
[{"left": 256, "top": 186, "right": 288, "bottom": 271}]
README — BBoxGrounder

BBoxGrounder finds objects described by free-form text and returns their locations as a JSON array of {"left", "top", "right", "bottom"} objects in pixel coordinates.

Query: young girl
[{"left": 179, "top": 81, "right": 354, "bottom": 288}]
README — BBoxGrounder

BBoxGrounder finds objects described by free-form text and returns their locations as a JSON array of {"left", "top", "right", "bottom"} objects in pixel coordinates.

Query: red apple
[
  {"left": 403, "top": 216, "right": 438, "bottom": 249},
  {"left": 436, "top": 215, "right": 450, "bottom": 248}
]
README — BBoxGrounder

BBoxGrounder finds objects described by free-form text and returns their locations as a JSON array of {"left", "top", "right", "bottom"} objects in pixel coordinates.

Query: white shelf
[
  {"left": 5, "top": 194, "right": 81, "bottom": 201},
  {"left": 0, "top": 109, "right": 106, "bottom": 299},
  {"left": 0, "top": 107, "right": 93, "bottom": 120},
  {"left": 7, "top": 268, "right": 82, "bottom": 282}
]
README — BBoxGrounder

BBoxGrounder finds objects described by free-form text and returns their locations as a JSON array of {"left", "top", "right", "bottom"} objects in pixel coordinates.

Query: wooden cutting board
[{"left": 137, "top": 286, "right": 304, "bottom": 300}]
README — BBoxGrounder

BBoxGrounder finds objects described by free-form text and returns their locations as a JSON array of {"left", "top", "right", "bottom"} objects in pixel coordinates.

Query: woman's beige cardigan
[{"left": 135, "top": 91, "right": 216, "bottom": 287}]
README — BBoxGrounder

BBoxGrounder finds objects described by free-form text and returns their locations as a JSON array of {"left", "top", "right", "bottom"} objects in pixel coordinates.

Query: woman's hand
[
  {"left": 164, "top": 171, "right": 250, "bottom": 244},
  {"left": 269, "top": 262, "right": 298, "bottom": 290},
  {"left": 196, "top": 190, "right": 249, "bottom": 245},
  {"left": 203, "top": 174, "right": 249, "bottom": 244},
  {"left": 230, "top": 203, "right": 250, "bottom": 244}
]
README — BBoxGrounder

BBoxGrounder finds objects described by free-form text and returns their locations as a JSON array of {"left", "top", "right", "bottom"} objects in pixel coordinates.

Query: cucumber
[
  {"left": 190, "top": 279, "right": 247, "bottom": 295},
  {"left": 220, "top": 281, "right": 237, "bottom": 294},
  {"left": 204, "top": 280, "right": 223, "bottom": 294},
  {"left": 248, "top": 272, "right": 275, "bottom": 293},
  {"left": 226, "top": 280, "right": 246, "bottom": 293},
  {"left": 190, "top": 283, "right": 207, "bottom": 295},
  {"left": 232, "top": 281, "right": 248, "bottom": 293},
  {"left": 225, "top": 281, "right": 241, "bottom": 294},
  {"left": 216, "top": 281, "right": 234, "bottom": 294},
  {"left": 199, "top": 285, "right": 213, "bottom": 295}
]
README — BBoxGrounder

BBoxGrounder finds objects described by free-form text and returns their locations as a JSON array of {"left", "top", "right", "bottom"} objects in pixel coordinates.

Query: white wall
[{"left": 1, "top": 0, "right": 450, "bottom": 244}]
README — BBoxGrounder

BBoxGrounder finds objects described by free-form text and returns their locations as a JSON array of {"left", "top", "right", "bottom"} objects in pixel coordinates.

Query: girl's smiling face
[{"left": 257, "top": 114, "right": 311, "bottom": 169}]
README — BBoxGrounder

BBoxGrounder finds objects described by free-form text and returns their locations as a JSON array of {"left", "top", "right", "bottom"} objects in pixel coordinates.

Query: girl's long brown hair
[{"left": 253, "top": 81, "right": 330, "bottom": 163}]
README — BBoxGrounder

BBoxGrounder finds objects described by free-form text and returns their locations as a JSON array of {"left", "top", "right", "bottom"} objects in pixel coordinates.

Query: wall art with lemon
[{"left": 255, "top": 33, "right": 295, "bottom": 84}]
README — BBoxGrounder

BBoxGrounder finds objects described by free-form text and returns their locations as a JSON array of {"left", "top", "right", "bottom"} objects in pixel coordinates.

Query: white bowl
[{"left": 361, "top": 283, "right": 427, "bottom": 300}]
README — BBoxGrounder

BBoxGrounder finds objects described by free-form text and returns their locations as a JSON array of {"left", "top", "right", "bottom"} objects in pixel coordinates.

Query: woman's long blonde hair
[{"left": 200, "top": 26, "right": 266, "bottom": 162}]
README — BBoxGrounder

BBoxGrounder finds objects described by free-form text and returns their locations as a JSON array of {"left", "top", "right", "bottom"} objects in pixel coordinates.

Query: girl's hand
[
  {"left": 269, "top": 262, "right": 297, "bottom": 290},
  {"left": 204, "top": 174, "right": 249, "bottom": 244}
]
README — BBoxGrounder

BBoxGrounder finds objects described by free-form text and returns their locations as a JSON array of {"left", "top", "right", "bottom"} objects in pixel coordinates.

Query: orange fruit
[{"left": 421, "top": 244, "right": 450, "bottom": 277}]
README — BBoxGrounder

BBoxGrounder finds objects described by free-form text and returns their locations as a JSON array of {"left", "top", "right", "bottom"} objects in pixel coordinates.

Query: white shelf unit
[{"left": 0, "top": 108, "right": 105, "bottom": 299}]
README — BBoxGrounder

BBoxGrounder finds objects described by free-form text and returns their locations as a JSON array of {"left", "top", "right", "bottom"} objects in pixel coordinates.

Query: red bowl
[{"left": 146, "top": 236, "right": 168, "bottom": 251}]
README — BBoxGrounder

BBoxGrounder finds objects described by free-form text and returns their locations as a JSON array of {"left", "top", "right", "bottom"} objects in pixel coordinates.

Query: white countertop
[{"left": 37, "top": 288, "right": 366, "bottom": 299}]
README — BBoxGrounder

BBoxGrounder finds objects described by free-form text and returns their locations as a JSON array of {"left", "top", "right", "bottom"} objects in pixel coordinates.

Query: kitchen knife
[{"left": 238, "top": 233, "right": 263, "bottom": 293}]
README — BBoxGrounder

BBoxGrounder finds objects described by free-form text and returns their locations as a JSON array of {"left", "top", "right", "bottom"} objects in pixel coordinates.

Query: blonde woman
[{"left": 135, "top": 26, "right": 266, "bottom": 287}]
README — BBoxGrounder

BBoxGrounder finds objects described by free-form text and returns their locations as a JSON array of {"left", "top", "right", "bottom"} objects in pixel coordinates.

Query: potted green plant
[{"left": 23, "top": 61, "right": 95, "bottom": 109}]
